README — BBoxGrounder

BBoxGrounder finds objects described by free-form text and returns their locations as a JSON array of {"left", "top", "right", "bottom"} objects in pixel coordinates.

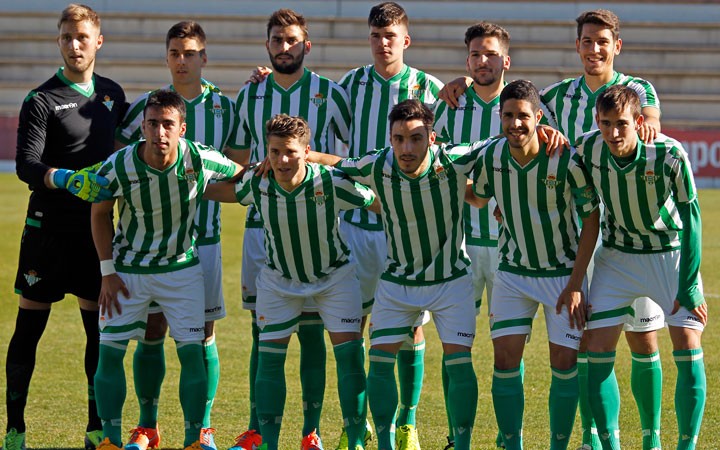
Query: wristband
[{"left": 100, "top": 259, "right": 116, "bottom": 277}]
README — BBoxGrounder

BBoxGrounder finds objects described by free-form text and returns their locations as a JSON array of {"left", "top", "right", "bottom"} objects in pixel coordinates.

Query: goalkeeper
[{"left": 5, "top": 4, "right": 127, "bottom": 449}]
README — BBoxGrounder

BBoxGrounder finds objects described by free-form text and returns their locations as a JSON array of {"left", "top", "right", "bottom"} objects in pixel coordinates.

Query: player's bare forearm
[
  {"left": 366, "top": 197, "right": 382, "bottom": 214},
  {"left": 91, "top": 200, "right": 116, "bottom": 262},
  {"left": 225, "top": 147, "right": 251, "bottom": 166},
  {"left": 639, "top": 107, "right": 661, "bottom": 143},
  {"left": 464, "top": 183, "right": 490, "bottom": 209},
  {"left": 204, "top": 182, "right": 239, "bottom": 203},
  {"left": 570, "top": 208, "right": 600, "bottom": 288},
  {"left": 308, "top": 150, "right": 343, "bottom": 166}
]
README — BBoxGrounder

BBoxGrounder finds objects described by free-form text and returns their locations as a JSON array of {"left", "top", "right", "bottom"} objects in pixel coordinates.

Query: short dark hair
[
  {"left": 368, "top": 2, "right": 408, "bottom": 28},
  {"left": 267, "top": 9, "right": 309, "bottom": 40},
  {"left": 58, "top": 4, "right": 100, "bottom": 30},
  {"left": 144, "top": 89, "right": 187, "bottom": 122},
  {"left": 388, "top": 99, "right": 434, "bottom": 133},
  {"left": 500, "top": 80, "right": 541, "bottom": 112},
  {"left": 166, "top": 21, "right": 207, "bottom": 51},
  {"left": 464, "top": 22, "right": 510, "bottom": 54},
  {"left": 266, "top": 114, "right": 311, "bottom": 147},
  {"left": 576, "top": 9, "right": 620, "bottom": 41},
  {"left": 596, "top": 85, "right": 641, "bottom": 119}
]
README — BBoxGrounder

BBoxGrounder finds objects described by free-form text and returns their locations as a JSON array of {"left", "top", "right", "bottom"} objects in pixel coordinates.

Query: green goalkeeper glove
[{"left": 52, "top": 162, "right": 112, "bottom": 202}]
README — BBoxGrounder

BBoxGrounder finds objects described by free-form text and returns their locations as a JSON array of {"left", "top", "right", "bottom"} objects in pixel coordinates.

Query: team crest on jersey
[
  {"left": 641, "top": 170, "right": 659, "bottom": 185},
  {"left": 211, "top": 103, "right": 225, "bottom": 117},
  {"left": 542, "top": 174, "right": 561, "bottom": 189},
  {"left": 184, "top": 167, "right": 197, "bottom": 182},
  {"left": 410, "top": 84, "right": 425, "bottom": 100},
  {"left": 312, "top": 190, "right": 328, "bottom": 205},
  {"left": 310, "top": 93, "right": 327, "bottom": 107},
  {"left": 102, "top": 95, "right": 114, "bottom": 111},
  {"left": 432, "top": 165, "right": 447, "bottom": 180},
  {"left": 24, "top": 270, "right": 41, "bottom": 286}
]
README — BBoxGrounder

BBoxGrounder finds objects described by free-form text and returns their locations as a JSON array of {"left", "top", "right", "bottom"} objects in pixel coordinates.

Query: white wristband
[{"left": 100, "top": 259, "right": 116, "bottom": 277}]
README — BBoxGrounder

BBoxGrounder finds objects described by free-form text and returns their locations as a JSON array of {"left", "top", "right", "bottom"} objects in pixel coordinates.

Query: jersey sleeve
[
  {"left": 199, "top": 145, "right": 238, "bottom": 181},
  {"left": 627, "top": 77, "right": 661, "bottom": 110},
  {"left": 332, "top": 169, "right": 376, "bottom": 210},
  {"left": 15, "top": 90, "right": 52, "bottom": 190},
  {"left": 96, "top": 151, "right": 123, "bottom": 197},
  {"left": 228, "top": 87, "right": 252, "bottom": 150},
  {"left": 233, "top": 170, "right": 255, "bottom": 206},
  {"left": 433, "top": 100, "right": 452, "bottom": 143},
  {"left": 472, "top": 147, "right": 494, "bottom": 199},
  {"left": 539, "top": 81, "right": 561, "bottom": 128},
  {"left": 115, "top": 93, "right": 149, "bottom": 144},
  {"left": 668, "top": 144, "right": 697, "bottom": 205},
  {"left": 446, "top": 139, "right": 492, "bottom": 176},
  {"left": 567, "top": 150, "right": 599, "bottom": 218},
  {"left": 329, "top": 84, "right": 352, "bottom": 145},
  {"left": 334, "top": 151, "right": 380, "bottom": 187},
  {"left": 422, "top": 73, "right": 444, "bottom": 104},
  {"left": 676, "top": 199, "right": 704, "bottom": 310}
]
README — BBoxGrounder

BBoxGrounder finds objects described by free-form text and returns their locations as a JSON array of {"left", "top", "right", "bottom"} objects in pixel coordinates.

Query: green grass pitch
[{"left": 0, "top": 173, "right": 717, "bottom": 449}]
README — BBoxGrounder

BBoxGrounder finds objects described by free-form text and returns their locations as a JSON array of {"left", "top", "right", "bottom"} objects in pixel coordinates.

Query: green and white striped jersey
[
  {"left": 234, "top": 163, "right": 375, "bottom": 283},
  {"left": 337, "top": 142, "right": 487, "bottom": 286},
  {"left": 434, "top": 85, "right": 502, "bottom": 246},
  {"left": 339, "top": 64, "right": 444, "bottom": 230},
  {"left": 540, "top": 71, "right": 660, "bottom": 144},
  {"left": 574, "top": 130, "right": 697, "bottom": 253},
  {"left": 115, "top": 82, "right": 238, "bottom": 245},
  {"left": 99, "top": 138, "right": 237, "bottom": 274},
  {"left": 231, "top": 68, "right": 351, "bottom": 228},
  {"left": 473, "top": 139, "right": 599, "bottom": 277}
]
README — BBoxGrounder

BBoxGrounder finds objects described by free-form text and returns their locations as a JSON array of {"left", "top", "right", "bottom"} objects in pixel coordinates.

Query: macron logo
[{"left": 55, "top": 102, "right": 78, "bottom": 111}]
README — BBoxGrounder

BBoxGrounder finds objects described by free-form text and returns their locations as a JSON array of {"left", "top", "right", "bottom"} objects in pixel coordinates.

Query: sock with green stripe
[
  {"left": 203, "top": 335, "right": 220, "bottom": 428},
  {"left": 94, "top": 341, "right": 129, "bottom": 447},
  {"left": 133, "top": 339, "right": 165, "bottom": 428},
  {"left": 256, "top": 342, "right": 288, "bottom": 450},
  {"left": 368, "top": 348, "right": 398, "bottom": 450},
  {"left": 674, "top": 348, "right": 706, "bottom": 450},
  {"left": 248, "top": 315, "right": 260, "bottom": 431},
  {"left": 549, "top": 366, "right": 579, "bottom": 450},
  {"left": 577, "top": 352, "right": 602, "bottom": 449},
  {"left": 588, "top": 351, "right": 621, "bottom": 450},
  {"left": 298, "top": 318, "right": 326, "bottom": 436},
  {"left": 334, "top": 339, "right": 367, "bottom": 447},
  {"left": 492, "top": 364, "right": 524, "bottom": 450},
  {"left": 631, "top": 351, "right": 662, "bottom": 449},
  {"left": 444, "top": 352, "right": 477, "bottom": 450},
  {"left": 176, "top": 341, "right": 207, "bottom": 446},
  {"left": 396, "top": 340, "right": 425, "bottom": 427}
]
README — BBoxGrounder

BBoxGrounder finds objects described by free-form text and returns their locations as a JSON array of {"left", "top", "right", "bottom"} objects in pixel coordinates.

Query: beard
[
  {"left": 270, "top": 50, "right": 305, "bottom": 75},
  {"left": 63, "top": 54, "right": 94, "bottom": 75}
]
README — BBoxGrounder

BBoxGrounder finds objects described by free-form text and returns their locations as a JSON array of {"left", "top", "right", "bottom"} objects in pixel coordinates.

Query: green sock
[
  {"left": 249, "top": 315, "right": 260, "bottom": 431},
  {"left": 444, "top": 352, "right": 477, "bottom": 450},
  {"left": 368, "top": 348, "right": 398, "bottom": 450},
  {"left": 133, "top": 339, "right": 165, "bottom": 428},
  {"left": 176, "top": 342, "right": 207, "bottom": 446},
  {"left": 256, "top": 342, "right": 288, "bottom": 450},
  {"left": 298, "top": 317, "right": 326, "bottom": 436},
  {"left": 396, "top": 340, "right": 425, "bottom": 427},
  {"left": 549, "top": 366, "right": 579, "bottom": 450},
  {"left": 492, "top": 365, "right": 523, "bottom": 450},
  {"left": 203, "top": 336, "right": 220, "bottom": 428},
  {"left": 577, "top": 353, "right": 602, "bottom": 449},
  {"left": 442, "top": 360, "right": 454, "bottom": 442},
  {"left": 495, "top": 361, "right": 523, "bottom": 448},
  {"left": 674, "top": 348, "right": 706, "bottom": 450},
  {"left": 94, "top": 341, "right": 128, "bottom": 447},
  {"left": 588, "top": 351, "right": 621, "bottom": 450},
  {"left": 334, "top": 339, "right": 367, "bottom": 447},
  {"left": 631, "top": 351, "right": 662, "bottom": 449}
]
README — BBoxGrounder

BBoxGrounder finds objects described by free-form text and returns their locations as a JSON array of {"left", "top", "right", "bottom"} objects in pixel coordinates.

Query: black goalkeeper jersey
[{"left": 16, "top": 68, "right": 126, "bottom": 232}]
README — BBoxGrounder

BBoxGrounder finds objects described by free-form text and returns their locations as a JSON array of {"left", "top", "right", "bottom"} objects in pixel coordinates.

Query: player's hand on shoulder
[
  {"left": 638, "top": 122, "right": 658, "bottom": 143},
  {"left": 52, "top": 162, "right": 112, "bottom": 202},
  {"left": 99, "top": 274, "right": 129, "bottom": 319},
  {"left": 252, "top": 158, "right": 271, "bottom": 178},
  {"left": 539, "top": 125, "right": 570, "bottom": 156},
  {"left": 437, "top": 76, "right": 472, "bottom": 109},
  {"left": 245, "top": 66, "right": 272, "bottom": 85}
]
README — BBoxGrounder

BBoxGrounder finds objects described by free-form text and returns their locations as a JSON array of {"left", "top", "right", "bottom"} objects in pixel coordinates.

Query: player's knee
[
  {"left": 549, "top": 344, "right": 577, "bottom": 371},
  {"left": 144, "top": 313, "right": 168, "bottom": 340},
  {"left": 624, "top": 330, "right": 659, "bottom": 354}
]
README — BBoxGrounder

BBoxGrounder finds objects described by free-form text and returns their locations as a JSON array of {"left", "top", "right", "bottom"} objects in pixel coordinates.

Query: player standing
[
  {"left": 90, "top": 90, "right": 242, "bottom": 450},
  {"left": 5, "top": 4, "right": 125, "bottom": 450},
  {"left": 227, "top": 9, "right": 352, "bottom": 450},
  {"left": 207, "top": 114, "right": 375, "bottom": 450},
  {"left": 114, "top": 21, "right": 237, "bottom": 450},
  {"left": 576, "top": 85, "right": 706, "bottom": 450}
]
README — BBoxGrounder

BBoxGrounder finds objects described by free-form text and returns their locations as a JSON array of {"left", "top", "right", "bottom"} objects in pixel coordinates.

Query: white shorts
[
  {"left": 99, "top": 264, "right": 205, "bottom": 343},
  {"left": 340, "top": 220, "right": 386, "bottom": 315},
  {"left": 255, "top": 263, "right": 362, "bottom": 341},
  {"left": 623, "top": 297, "right": 665, "bottom": 332},
  {"left": 588, "top": 247, "right": 704, "bottom": 331},
  {"left": 490, "top": 270, "right": 584, "bottom": 350},
  {"left": 241, "top": 227, "right": 265, "bottom": 310},
  {"left": 198, "top": 242, "right": 226, "bottom": 321},
  {"left": 466, "top": 244, "right": 498, "bottom": 314},
  {"left": 369, "top": 274, "right": 476, "bottom": 347}
]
